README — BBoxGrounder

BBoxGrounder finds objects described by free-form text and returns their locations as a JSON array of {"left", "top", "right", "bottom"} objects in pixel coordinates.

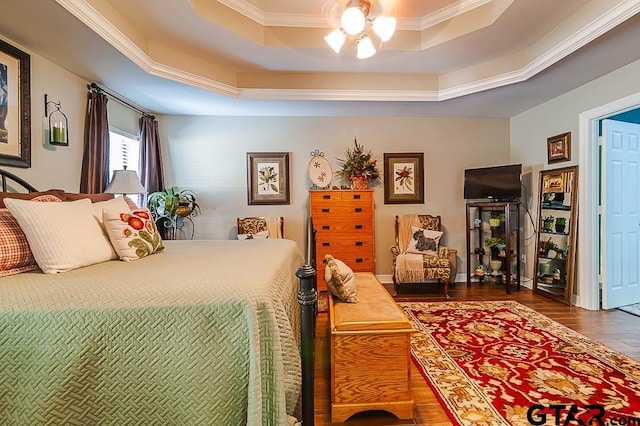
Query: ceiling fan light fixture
[
  {"left": 324, "top": 28, "right": 347, "bottom": 53},
  {"left": 372, "top": 16, "right": 396, "bottom": 42},
  {"left": 356, "top": 35, "right": 376, "bottom": 59},
  {"left": 325, "top": 0, "right": 393, "bottom": 59}
]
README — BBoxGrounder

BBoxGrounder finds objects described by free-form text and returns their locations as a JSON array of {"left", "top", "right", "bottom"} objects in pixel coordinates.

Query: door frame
[{"left": 578, "top": 91, "right": 640, "bottom": 310}]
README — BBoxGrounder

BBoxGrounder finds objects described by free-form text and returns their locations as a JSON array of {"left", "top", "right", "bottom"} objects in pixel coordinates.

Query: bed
[{"left": 0, "top": 169, "right": 317, "bottom": 426}]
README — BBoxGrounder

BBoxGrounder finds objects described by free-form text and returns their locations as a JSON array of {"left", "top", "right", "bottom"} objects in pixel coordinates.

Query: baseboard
[{"left": 377, "top": 274, "right": 393, "bottom": 284}]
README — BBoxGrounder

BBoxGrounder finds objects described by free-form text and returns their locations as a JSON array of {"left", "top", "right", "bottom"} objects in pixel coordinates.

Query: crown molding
[
  {"left": 54, "top": 0, "right": 640, "bottom": 104},
  {"left": 420, "top": 0, "right": 491, "bottom": 30}
]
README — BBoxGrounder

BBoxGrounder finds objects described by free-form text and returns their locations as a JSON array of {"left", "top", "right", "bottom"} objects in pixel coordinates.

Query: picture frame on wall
[
  {"left": 383, "top": 152, "right": 424, "bottom": 204},
  {"left": 547, "top": 132, "right": 570, "bottom": 164},
  {"left": 0, "top": 38, "right": 31, "bottom": 168},
  {"left": 247, "top": 152, "right": 290, "bottom": 205}
]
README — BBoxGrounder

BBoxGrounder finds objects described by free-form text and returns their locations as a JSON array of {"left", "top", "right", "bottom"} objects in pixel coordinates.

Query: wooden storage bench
[{"left": 328, "top": 272, "right": 415, "bottom": 423}]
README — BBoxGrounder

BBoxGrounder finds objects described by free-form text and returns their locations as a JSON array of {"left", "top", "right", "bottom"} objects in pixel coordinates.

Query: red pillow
[{"left": 0, "top": 189, "right": 65, "bottom": 208}]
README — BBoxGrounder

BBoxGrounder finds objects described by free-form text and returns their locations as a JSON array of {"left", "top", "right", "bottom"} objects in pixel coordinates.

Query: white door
[{"left": 602, "top": 119, "right": 640, "bottom": 309}]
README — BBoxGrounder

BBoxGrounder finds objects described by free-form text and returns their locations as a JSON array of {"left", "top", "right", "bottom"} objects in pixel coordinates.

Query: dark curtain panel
[
  {"left": 80, "top": 90, "right": 110, "bottom": 193},
  {"left": 139, "top": 114, "right": 164, "bottom": 194}
]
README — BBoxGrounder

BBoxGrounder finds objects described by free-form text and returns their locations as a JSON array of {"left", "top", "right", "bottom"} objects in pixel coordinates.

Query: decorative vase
[
  {"left": 489, "top": 259, "right": 502, "bottom": 275},
  {"left": 555, "top": 223, "right": 566, "bottom": 233},
  {"left": 349, "top": 175, "right": 369, "bottom": 190},
  {"left": 538, "top": 262, "right": 550, "bottom": 276}
]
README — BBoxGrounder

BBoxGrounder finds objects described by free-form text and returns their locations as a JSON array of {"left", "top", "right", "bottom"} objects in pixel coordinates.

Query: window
[{"left": 108, "top": 129, "right": 143, "bottom": 205}]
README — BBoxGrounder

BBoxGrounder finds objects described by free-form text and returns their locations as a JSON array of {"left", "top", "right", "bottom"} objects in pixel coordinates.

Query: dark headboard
[{"left": 0, "top": 168, "right": 38, "bottom": 193}]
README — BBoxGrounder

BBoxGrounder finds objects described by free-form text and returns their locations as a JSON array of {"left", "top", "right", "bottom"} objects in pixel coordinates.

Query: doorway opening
[{"left": 579, "top": 92, "right": 640, "bottom": 310}]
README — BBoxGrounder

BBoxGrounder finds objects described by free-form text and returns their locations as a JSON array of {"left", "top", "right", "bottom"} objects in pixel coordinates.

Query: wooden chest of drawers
[{"left": 310, "top": 189, "right": 374, "bottom": 292}]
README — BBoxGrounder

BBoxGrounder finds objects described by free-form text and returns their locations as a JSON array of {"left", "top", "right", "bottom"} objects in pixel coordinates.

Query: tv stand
[{"left": 465, "top": 201, "right": 521, "bottom": 293}]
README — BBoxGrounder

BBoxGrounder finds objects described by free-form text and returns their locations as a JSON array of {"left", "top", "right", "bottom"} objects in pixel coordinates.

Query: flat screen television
[{"left": 464, "top": 164, "right": 522, "bottom": 200}]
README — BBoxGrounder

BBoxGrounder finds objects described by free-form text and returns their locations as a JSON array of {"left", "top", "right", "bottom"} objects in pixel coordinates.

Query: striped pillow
[{"left": 0, "top": 194, "right": 63, "bottom": 277}]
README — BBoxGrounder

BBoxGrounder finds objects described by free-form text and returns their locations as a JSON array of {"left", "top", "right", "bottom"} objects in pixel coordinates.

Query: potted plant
[
  {"left": 485, "top": 236, "right": 505, "bottom": 258},
  {"left": 542, "top": 215, "right": 554, "bottom": 232},
  {"left": 336, "top": 139, "right": 380, "bottom": 189},
  {"left": 488, "top": 213, "right": 505, "bottom": 228},
  {"left": 539, "top": 237, "right": 557, "bottom": 258},
  {"left": 555, "top": 217, "right": 567, "bottom": 233},
  {"left": 148, "top": 187, "right": 201, "bottom": 219}
]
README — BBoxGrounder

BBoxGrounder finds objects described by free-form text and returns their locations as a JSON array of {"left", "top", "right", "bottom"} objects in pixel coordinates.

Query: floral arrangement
[{"left": 336, "top": 139, "right": 380, "bottom": 183}]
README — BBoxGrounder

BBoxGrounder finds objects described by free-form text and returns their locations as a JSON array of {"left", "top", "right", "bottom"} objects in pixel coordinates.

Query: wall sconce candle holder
[{"left": 45, "top": 94, "right": 69, "bottom": 146}]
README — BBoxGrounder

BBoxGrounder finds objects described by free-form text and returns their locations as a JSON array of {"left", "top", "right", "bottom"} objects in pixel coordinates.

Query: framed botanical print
[
  {"left": 0, "top": 38, "right": 30, "bottom": 168},
  {"left": 247, "top": 152, "right": 290, "bottom": 205},
  {"left": 383, "top": 153, "right": 424, "bottom": 204},
  {"left": 547, "top": 132, "right": 570, "bottom": 164}
]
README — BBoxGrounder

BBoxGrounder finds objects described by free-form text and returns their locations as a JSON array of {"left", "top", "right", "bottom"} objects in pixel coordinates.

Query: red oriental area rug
[{"left": 399, "top": 301, "right": 640, "bottom": 426}]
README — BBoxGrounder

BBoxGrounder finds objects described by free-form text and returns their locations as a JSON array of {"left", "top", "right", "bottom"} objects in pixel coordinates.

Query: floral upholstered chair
[
  {"left": 236, "top": 216, "right": 284, "bottom": 239},
  {"left": 390, "top": 214, "right": 457, "bottom": 299}
]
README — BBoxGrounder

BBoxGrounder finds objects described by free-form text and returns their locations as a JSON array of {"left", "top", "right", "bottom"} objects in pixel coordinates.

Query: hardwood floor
[{"left": 313, "top": 281, "right": 640, "bottom": 425}]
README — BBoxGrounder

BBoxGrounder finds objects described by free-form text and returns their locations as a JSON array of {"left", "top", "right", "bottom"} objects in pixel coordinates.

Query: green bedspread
[{"left": 0, "top": 239, "right": 304, "bottom": 425}]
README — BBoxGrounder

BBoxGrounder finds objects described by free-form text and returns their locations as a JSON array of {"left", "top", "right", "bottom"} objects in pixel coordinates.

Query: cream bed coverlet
[{"left": 0, "top": 239, "right": 304, "bottom": 425}]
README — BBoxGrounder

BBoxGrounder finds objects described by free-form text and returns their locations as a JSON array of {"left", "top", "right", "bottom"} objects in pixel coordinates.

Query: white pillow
[
  {"left": 237, "top": 230, "right": 269, "bottom": 240},
  {"left": 324, "top": 254, "right": 357, "bottom": 303},
  {"left": 91, "top": 196, "right": 130, "bottom": 223},
  {"left": 406, "top": 226, "right": 443, "bottom": 255},
  {"left": 4, "top": 198, "right": 117, "bottom": 273}
]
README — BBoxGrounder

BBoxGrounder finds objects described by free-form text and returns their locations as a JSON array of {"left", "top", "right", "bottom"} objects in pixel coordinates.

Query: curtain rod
[{"left": 88, "top": 82, "right": 153, "bottom": 117}]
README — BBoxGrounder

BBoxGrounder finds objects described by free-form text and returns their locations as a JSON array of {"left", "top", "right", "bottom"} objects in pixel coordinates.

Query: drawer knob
[
  {"left": 355, "top": 224, "right": 363, "bottom": 230},
  {"left": 355, "top": 208, "right": 363, "bottom": 213},
  {"left": 322, "top": 242, "right": 331, "bottom": 247},
  {"left": 355, "top": 241, "right": 363, "bottom": 247},
  {"left": 322, "top": 225, "right": 330, "bottom": 230},
  {"left": 355, "top": 258, "right": 363, "bottom": 263},
  {"left": 322, "top": 208, "right": 330, "bottom": 213},
  {"left": 353, "top": 194, "right": 361, "bottom": 199},
  {"left": 322, "top": 195, "right": 330, "bottom": 199}
]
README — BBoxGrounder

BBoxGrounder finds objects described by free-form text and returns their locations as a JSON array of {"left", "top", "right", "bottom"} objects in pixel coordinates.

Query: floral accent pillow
[
  {"left": 406, "top": 226, "right": 443, "bottom": 256},
  {"left": 103, "top": 207, "right": 164, "bottom": 261}
]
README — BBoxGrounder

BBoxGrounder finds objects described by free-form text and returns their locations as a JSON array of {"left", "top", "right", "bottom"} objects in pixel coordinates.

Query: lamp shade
[
  {"left": 372, "top": 16, "right": 396, "bottom": 42},
  {"left": 356, "top": 36, "right": 376, "bottom": 59},
  {"left": 104, "top": 169, "right": 147, "bottom": 195},
  {"left": 341, "top": 6, "right": 366, "bottom": 35},
  {"left": 324, "top": 28, "right": 347, "bottom": 53}
]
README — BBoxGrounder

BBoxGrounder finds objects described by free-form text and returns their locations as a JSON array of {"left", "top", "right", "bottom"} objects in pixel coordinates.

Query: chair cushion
[
  {"left": 237, "top": 230, "right": 269, "bottom": 240},
  {"left": 407, "top": 226, "right": 443, "bottom": 255}
]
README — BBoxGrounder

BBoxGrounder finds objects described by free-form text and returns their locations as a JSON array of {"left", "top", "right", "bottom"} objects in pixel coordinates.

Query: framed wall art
[
  {"left": 0, "top": 38, "right": 31, "bottom": 168},
  {"left": 383, "top": 152, "right": 424, "bottom": 204},
  {"left": 547, "top": 132, "right": 570, "bottom": 164},
  {"left": 247, "top": 152, "right": 290, "bottom": 205}
]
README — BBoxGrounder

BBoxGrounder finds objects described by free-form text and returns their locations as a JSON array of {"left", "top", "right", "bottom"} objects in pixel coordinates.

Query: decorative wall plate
[{"left": 308, "top": 153, "right": 332, "bottom": 188}]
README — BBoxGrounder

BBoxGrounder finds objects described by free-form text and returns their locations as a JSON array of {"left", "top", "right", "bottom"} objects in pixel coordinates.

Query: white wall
[
  {"left": 1, "top": 37, "right": 88, "bottom": 191},
  {"left": 510, "top": 57, "right": 640, "bottom": 305},
  {"left": 158, "top": 115, "right": 510, "bottom": 277}
]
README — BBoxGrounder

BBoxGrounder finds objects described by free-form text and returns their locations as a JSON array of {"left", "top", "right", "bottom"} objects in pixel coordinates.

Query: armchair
[
  {"left": 390, "top": 214, "right": 457, "bottom": 299},
  {"left": 237, "top": 216, "right": 284, "bottom": 239}
]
